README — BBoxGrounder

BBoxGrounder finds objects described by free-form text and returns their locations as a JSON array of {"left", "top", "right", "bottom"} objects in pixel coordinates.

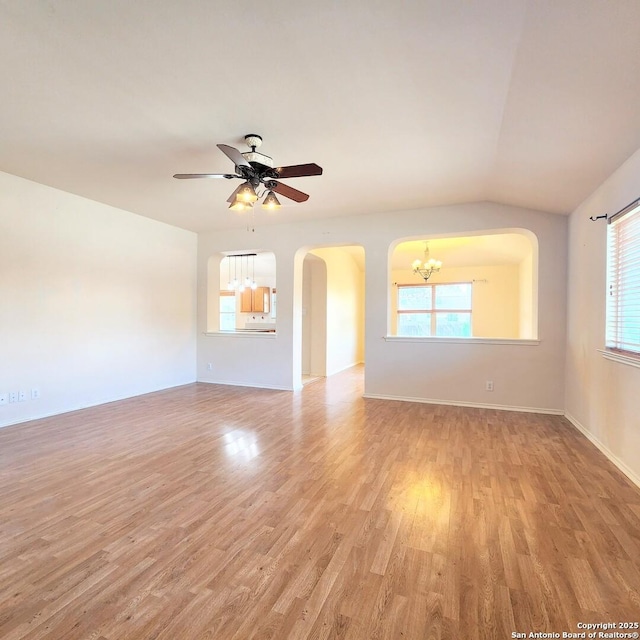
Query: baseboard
[
  {"left": 362, "top": 393, "right": 564, "bottom": 415},
  {"left": 197, "top": 378, "right": 292, "bottom": 392},
  {"left": 0, "top": 379, "right": 197, "bottom": 431},
  {"left": 564, "top": 412, "right": 640, "bottom": 490}
]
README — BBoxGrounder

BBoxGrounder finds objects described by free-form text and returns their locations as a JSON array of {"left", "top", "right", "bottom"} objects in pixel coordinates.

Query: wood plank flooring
[{"left": 1, "top": 365, "right": 639, "bottom": 639}]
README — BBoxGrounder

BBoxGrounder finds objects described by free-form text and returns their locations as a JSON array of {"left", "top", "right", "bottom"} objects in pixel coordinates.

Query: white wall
[
  {"left": 197, "top": 202, "right": 566, "bottom": 410},
  {"left": 310, "top": 247, "right": 364, "bottom": 375},
  {"left": 0, "top": 171, "right": 197, "bottom": 427},
  {"left": 519, "top": 248, "right": 534, "bottom": 338},
  {"left": 565, "top": 148, "right": 640, "bottom": 485}
]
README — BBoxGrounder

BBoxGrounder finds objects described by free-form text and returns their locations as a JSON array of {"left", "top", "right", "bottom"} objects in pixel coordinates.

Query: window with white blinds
[{"left": 606, "top": 202, "right": 640, "bottom": 356}]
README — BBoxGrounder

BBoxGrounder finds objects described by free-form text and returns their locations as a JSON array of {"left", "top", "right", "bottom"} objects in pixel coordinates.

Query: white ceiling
[{"left": 2, "top": 1, "right": 640, "bottom": 233}]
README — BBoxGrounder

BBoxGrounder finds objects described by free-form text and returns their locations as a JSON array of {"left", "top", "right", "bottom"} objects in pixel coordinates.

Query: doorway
[
  {"left": 301, "top": 253, "right": 326, "bottom": 384},
  {"left": 299, "top": 246, "right": 365, "bottom": 387}
]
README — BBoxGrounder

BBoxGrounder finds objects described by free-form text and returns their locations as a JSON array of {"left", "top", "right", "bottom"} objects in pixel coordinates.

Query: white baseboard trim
[
  {"left": 564, "top": 412, "right": 640, "bottom": 490},
  {"left": 0, "top": 379, "right": 197, "bottom": 431},
  {"left": 362, "top": 393, "right": 563, "bottom": 415},
  {"left": 197, "top": 378, "right": 292, "bottom": 392}
]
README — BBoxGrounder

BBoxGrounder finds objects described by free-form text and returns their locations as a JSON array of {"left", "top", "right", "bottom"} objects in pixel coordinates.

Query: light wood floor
[{"left": 1, "top": 366, "right": 639, "bottom": 639}]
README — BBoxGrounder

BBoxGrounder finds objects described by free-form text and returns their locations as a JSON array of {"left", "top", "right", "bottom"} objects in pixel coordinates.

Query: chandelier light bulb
[
  {"left": 262, "top": 190, "right": 281, "bottom": 210},
  {"left": 237, "top": 182, "right": 258, "bottom": 203},
  {"left": 229, "top": 200, "right": 253, "bottom": 212}
]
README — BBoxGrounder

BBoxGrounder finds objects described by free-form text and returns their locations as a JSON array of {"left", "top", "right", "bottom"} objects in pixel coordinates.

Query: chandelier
[
  {"left": 226, "top": 253, "right": 258, "bottom": 292},
  {"left": 412, "top": 243, "right": 442, "bottom": 281}
]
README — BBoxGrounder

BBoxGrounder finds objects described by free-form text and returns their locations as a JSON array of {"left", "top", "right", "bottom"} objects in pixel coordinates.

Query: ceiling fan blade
[
  {"left": 271, "top": 181, "right": 309, "bottom": 203},
  {"left": 217, "top": 144, "right": 252, "bottom": 169},
  {"left": 226, "top": 184, "right": 243, "bottom": 203},
  {"left": 173, "top": 173, "right": 237, "bottom": 179},
  {"left": 272, "top": 163, "right": 323, "bottom": 179}
]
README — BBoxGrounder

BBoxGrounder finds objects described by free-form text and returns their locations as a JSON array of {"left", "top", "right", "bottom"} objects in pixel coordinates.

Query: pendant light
[
  {"left": 262, "top": 190, "right": 281, "bottom": 210},
  {"left": 236, "top": 181, "right": 258, "bottom": 204}
]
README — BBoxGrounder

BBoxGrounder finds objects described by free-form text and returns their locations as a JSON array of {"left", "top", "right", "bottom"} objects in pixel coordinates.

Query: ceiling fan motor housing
[
  {"left": 242, "top": 150, "right": 274, "bottom": 168},
  {"left": 242, "top": 134, "right": 273, "bottom": 168}
]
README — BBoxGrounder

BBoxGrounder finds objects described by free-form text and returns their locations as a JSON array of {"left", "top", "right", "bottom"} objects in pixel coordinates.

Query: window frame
[
  {"left": 606, "top": 201, "right": 640, "bottom": 360},
  {"left": 396, "top": 281, "right": 472, "bottom": 337},
  {"left": 219, "top": 290, "right": 236, "bottom": 332}
]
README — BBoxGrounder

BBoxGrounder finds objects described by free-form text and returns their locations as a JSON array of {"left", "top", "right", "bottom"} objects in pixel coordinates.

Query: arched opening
[
  {"left": 389, "top": 230, "right": 538, "bottom": 339},
  {"left": 207, "top": 251, "right": 276, "bottom": 332},
  {"left": 295, "top": 245, "right": 365, "bottom": 388}
]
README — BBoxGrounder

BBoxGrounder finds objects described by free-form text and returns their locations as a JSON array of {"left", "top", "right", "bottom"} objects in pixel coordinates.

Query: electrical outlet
[
  {"left": 31, "top": 388, "right": 40, "bottom": 400},
  {"left": 18, "top": 391, "right": 27, "bottom": 402},
  {"left": 207, "top": 363, "right": 213, "bottom": 371},
  {"left": 0, "top": 393, "right": 7, "bottom": 406},
  {"left": 9, "top": 391, "right": 17, "bottom": 403},
  {"left": 485, "top": 380, "right": 494, "bottom": 392}
]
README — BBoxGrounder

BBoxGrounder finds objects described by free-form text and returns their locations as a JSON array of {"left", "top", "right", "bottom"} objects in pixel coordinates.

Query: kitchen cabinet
[{"left": 240, "top": 287, "right": 271, "bottom": 313}]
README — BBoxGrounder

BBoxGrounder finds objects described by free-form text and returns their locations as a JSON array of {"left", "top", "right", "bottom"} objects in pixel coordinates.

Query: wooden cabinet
[
  {"left": 240, "top": 288, "right": 253, "bottom": 312},
  {"left": 240, "top": 287, "right": 271, "bottom": 313},
  {"left": 254, "top": 287, "right": 271, "bottom": 313}
]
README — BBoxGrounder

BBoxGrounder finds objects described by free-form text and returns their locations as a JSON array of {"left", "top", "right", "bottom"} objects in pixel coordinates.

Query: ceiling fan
[{"left": 173, "top": 134, "right": 323, "bottom": 211}]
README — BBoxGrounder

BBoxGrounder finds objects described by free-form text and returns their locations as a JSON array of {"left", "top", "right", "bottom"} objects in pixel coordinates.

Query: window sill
[
  {"left": 204, "top": 331, "right": 277, "bottom": 339},
  {"left": 598, "top": 349, "right": 640, "bottom": 369},
  {"left": 384, "top": 336, "right": 540, "bottom": 345}
]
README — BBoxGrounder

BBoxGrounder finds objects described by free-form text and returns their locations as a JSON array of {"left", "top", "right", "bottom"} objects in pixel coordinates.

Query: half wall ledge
[{"left": 383, "top": 336, "right": 540, "bottom": 346}]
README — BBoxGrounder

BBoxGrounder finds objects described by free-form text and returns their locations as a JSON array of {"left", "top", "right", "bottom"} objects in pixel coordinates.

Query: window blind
[{"left": 606, "top": 203, "right": 640, "bottom": 355}]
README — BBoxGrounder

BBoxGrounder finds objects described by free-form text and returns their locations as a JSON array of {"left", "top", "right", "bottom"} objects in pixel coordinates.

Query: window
[
  {"left": 219, "top": 291, "right": 236, "bottom": 331},
  {"left": 397, "top": 283, "right": 472, "bottom": 337},
  {"left": 606, "top": 202, "right": 640, "bottom": 356}
]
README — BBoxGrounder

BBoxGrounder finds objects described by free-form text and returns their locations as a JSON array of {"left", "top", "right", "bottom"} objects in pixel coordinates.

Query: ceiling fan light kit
[{"left": 173, "top": 133, "right": 322, "bottom": 216}]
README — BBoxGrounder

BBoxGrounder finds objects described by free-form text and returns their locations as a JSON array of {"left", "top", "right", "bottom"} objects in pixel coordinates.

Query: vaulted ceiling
[{"left": 2, "top": 1, "right": 640, "bottom": 232}]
